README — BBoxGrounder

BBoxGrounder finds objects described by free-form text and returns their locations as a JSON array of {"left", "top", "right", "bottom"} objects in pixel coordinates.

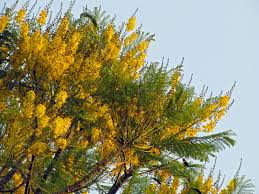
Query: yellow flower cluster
[
  {"left": 35, "top": 104, "right": 46, "bottom": 118},
  {"left": 218, "top": 95, "right": 230, "bottom": 107},
  {"left": 23, "top": 90, "right": 36, "bottom": 118},
  {"left": 28, "top": 142, "right": 47, "bottom": 155},
  {"left": 104, "top": 36, "right": 121, "bottom": 60},
  {"left": 171, "top": 177, "right": 180, "bottom": 194},
  {"left": 171, "top": 70, "right": 181, "bottom": 93},
  {"left": 15, "top": 9, "right": 26, "bottom": 24},
  {"left": 80, "top": 140, "right": 89, "bottom": 149},
  {"left": 145, "top": 183, "right": 157, "bottom": 193},
  {"left": 56, "top": 138, "right": 67, "bottom": 150},
  {"left": 52, "top": 117, "right": 71, "bottom": 138},
  {"left": 126, "top": 16, "right": 136, "bottom": 32},
  {"left": 0, "top": 15, "right": 8, "bottom": 33},
  {"left": 13, "top": 172, "right": 23, "bottom": 185},
  {"left": 100, "top": 139, "right": 116, "bottom": 157},
  {"left": 194, "top": 97, "right": 203, "bottom": 107},
  {"left": 124, "top": 149, "right": 139, "bottom": 166},
  {"left": 204, "top": 176, "right": 213, "bottom": 193},
  {"left": 38, "top": 9, "right": 47, "bottom": 25},
  {"left": 104, "top": 24, "right": 114, "bottom": 42},
  {"left": 38, "top": 115, "right": 50, "bottom": 129},
  {"left": 56, "top": 16, "right": 69, "bottom": 38},
  {"left": 11, "top": 10, "right": 81, "bottom": 80},
  {"left": 226, "top": 179, "right": 236, "bottom": 193},
  {"left": 13, "top": 172, "right": 25, "bottom": 193},
  {"left": 136, "top": 40, "right": 149, "bottom": 52},
  {"left": 91, "top": 127, "right": 101, "bottom": 143},
  {"left": 55, "top": 91, "right": 68, "bottom": 107},
  {"left": 124, "top": 32, "right": 138, "bottom": 46}
]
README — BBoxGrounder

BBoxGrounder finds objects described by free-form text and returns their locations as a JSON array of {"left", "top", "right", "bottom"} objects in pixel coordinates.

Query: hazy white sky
[{"left": 1, "top": 0, "right": 258, "bottom": 191}]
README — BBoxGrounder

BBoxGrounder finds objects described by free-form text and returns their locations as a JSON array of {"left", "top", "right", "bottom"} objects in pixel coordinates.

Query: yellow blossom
[
  {"left": 38, "top": 9, "right": 47, "bottom": 25},
  {"left": 91, "top": 127, "right": 101, "bottom": 143},
  {"left": 80, "top": 140, "right": 89, "bottom": 149},
  {"left": 145, "top": 183, "right": 157, "bottom": 193},
  {"left": 35, "top": 104, "right": 46, "bottom": 118},
  {"left": 218, "top": 95, "right": 230, "bottom": 107},
  {"left": 28, "top": 142, "right": 47, "bottom": 155},
  {"left": 194, "top": 97, "right": 203, "bottom": 106},
  {"left": 126, "top": 16, "right": 136, "bottom": 32},
  {"left": 204, "top": 176, "right": 213, "bottom": 193},
  {"left": 227, "top": 179, "right": 236, "bottom": 192},
  {"left": 26, "top": 90, "right": 36, "bottom": 102},
  {"left": 124, "top": 32, "right": 138, "bottom": 46},
  {"left": 150, "top": 147, "right": 160, "bottom": 155},
  {"left": 0, "top": 15, "right": 9, "bottom": 33},
  {"left": 38, "top": 115, "right": 50, "bottom": 129},
  {"left": 171, "top": 176, "right": 180, "bottom": 194},
  {"left": 55, "top": 91, "right": 68, "bottom": 107},
  {"left": 13, "top": 172, "right": 23, "bottom": 185},
  {"left": 52, "top": 117, "right": 71, "bottom": 138},
  {"left": 15, "top": 9, "right": 26, "bottom": 24},
  {"left": 104, "top": 24, "right": 114, "bottom": 42},
  {"left": 100, "top": 139, "right": 116, "bottom": 157},
  {"left": 75, "top": 122, "right": 81, "bottom": 131},
  {"left": 204, "top": 120, "right": 216, "bottom": 132},
  {"left": 136, "top": 40, "right": 149, "bottom": 52},
  {"left": 56, "top": 138, "right": 67, "bottom": 150}
]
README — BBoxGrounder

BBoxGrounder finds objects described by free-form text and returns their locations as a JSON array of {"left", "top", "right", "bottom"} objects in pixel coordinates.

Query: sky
[{"left": 1, "top": 0, "right": 258, "bottom": 191}]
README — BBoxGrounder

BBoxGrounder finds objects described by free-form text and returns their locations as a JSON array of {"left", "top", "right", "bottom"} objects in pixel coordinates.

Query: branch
[
  {"left": 24, "top": 155, "right": 35, "bottom": 194},
  {"left": 107, "top": 168, "right": 134, "bottom": 194}
]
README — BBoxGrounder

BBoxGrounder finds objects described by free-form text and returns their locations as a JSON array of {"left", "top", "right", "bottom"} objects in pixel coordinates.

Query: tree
[{"left": 0, "top": 1, "right": 254, "bottom": 193}]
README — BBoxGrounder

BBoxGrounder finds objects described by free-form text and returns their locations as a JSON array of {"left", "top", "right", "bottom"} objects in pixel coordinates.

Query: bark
[{"left": 107, "top": 168, "right": 133, "bottom": 194}]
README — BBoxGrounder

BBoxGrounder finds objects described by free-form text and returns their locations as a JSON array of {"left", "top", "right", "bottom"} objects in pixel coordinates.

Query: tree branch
[{"left": 107, "top": 168, "right": 134, "bottom": 194}]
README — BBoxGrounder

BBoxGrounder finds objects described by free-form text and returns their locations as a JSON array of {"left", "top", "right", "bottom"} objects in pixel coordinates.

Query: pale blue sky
[{"left": 1, "top": 0, "right": 258, "bottom": 191}]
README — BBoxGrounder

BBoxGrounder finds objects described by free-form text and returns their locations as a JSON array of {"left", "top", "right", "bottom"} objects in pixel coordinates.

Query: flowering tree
[{"left": 0, "top": 2, "right": 254, "bottom": 194}]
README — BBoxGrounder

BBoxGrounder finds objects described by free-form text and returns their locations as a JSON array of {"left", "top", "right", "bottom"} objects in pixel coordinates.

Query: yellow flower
[
  {"left": 35, "top": 104, "right": 46, "bottom": 118},
  {"left": 13, "top": 172, "right": 22, "bottom": 184},
  {"left": 151, "top": 147, "right": 160, "bottom": 155},
  {"left": 196, "top": 175, "right": 204, "bottom": 186},
  {"left": 104, "top": 24, "right": 114, "bottom": 42},
  {"left": 80, "top": 140, "right": 89, "bottom": 149},
  {"left": 136, "top": 40, "right": 149, "bottom": 52},
  {"left": 91, "top": 127, "right": 101, "bottom": 143},
  {"left": 194, "top": 97, "right": 203, "bottom": 106},
  {"left": 204, "top": 120, "right": 216, "bottom": 132},
  {"left": 171, "top": 70, "right": 181, "bottom": 92},
  {"left": 227, "top": 179, "right": 236, "bottom": 192},
  {"left": 171, "top": 176, "right": 180, "bottom": 194},
  {"left": 145, "top": 183, "right": 157, "bottom": 193},
  {"left": 38, "top": 115, "right": 50, "bottom": 129},
  {"left": 52, "top": 117, "right": 71, "bottom": 138},
  {"left": 204, "top": 176, "right": 213, "bottom": 193},
  {"left": 126, "top": 16, "right": 136, "bottom": 32},
  {"left": 16, "top": 9, "right": 26, "bottom": 24},
  {"left": 56, "top": 138, "right": 67, "bottom": 150},
  {"left": 0, "top": 15, "right": 9, "bottom": 33},
  {"left": 38, "top": 9, "right": 47, "bottom": 25},
  {"left": 26, "top": 90, "right": 36, "bottom": 102},
  {"left": 124, "top": 32, "right": 138, "bottom": 46},
  {"left": 218, "top": 95, "right": 230, "bottom": 107},
  {"left": 28, "top": 142, "right": 47, "bottom": 155},
  {"left": 55, "top": 91, "right": 68, "bottom": 107}
]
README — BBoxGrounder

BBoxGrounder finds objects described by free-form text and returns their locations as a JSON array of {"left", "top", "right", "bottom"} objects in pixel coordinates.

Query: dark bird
[
  {"left": 152, "top": 177, "right": 161, "bottom": 185},
  {"left": 183, "top": 158, "right": 189, "bottom": 167}
]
